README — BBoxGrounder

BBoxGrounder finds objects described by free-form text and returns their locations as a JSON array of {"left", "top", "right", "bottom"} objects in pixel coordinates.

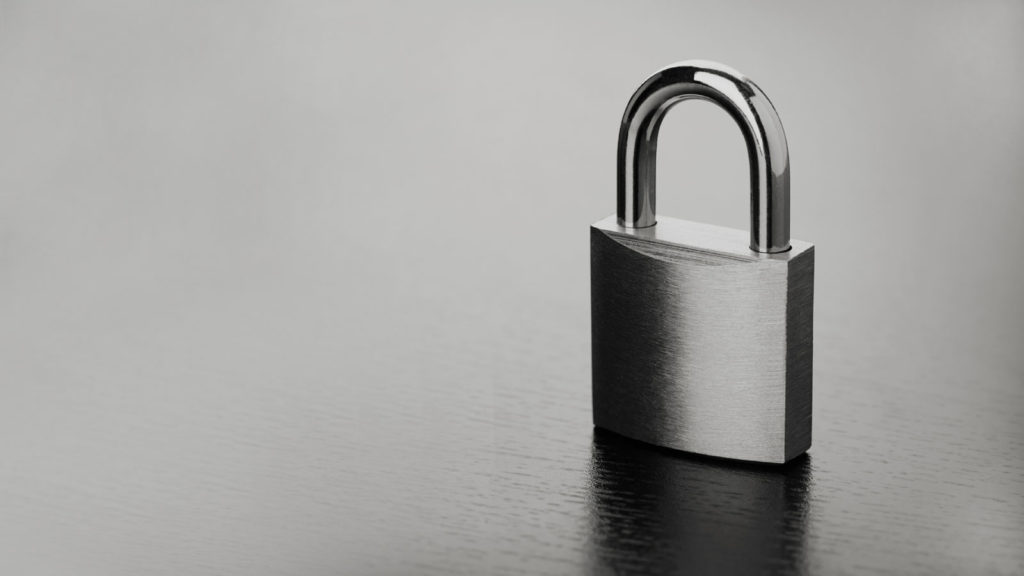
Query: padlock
[{"left": 591, "top": 61, "right": 814, "bottom": 464}]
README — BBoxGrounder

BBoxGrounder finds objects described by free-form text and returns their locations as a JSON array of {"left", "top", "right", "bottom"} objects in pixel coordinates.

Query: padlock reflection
[{"left": 586, "top": 429, "right": 812, "bottom": 575}]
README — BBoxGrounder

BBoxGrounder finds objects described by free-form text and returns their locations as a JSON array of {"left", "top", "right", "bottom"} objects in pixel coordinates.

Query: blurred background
[{"left": 1, "top": 1, "right": 1022, "bottom": 574}]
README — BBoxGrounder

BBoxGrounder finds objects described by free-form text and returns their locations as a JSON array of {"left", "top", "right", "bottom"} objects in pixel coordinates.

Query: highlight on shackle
[{"left": 616, "top": 60, "right": 791, "bottom": 253}]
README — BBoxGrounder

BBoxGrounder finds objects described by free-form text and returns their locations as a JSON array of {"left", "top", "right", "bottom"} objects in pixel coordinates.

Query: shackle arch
[{"left": 617, "top": 60, "right": 791, "bottom": 253}]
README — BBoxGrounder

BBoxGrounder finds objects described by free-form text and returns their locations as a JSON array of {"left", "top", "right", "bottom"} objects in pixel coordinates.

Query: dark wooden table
[{"left": 2, "top": 2, "right": 1022, "bottom": 574}]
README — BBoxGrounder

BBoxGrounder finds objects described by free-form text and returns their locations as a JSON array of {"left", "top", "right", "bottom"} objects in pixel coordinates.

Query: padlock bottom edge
[{"left": 592, "top": 424, "right": 807, "bottom": 466}]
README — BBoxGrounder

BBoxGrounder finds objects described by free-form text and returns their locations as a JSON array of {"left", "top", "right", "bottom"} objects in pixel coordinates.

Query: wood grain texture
[
  {"left": 2, "top": 249, "right": 1021, "bottom": 575},
  {"left": 1, "top": 2, "right": 1023, "bottom": 575}
]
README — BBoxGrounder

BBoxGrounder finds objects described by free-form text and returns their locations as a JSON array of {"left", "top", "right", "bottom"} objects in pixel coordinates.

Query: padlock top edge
[{"left": 592, "top": 214, "right": 812, "bottom": 262}]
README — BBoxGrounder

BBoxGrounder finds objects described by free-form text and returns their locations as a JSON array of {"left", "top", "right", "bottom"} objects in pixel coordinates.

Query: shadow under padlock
[{"left": 585, "top": 429, "right": 813, "bottom": 576}]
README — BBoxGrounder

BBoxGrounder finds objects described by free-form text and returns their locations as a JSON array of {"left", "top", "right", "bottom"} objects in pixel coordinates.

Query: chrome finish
[
  {"left": 591, "top": 216, "right": 813, "bottom": 464},
  {"left": 617, "top": 60, "right": 791, "bottom": 253}
]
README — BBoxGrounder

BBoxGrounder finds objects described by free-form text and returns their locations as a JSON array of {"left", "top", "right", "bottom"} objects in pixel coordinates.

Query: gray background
[{"left": 1, "top": 1, "right": 1022, "bottom": 574}]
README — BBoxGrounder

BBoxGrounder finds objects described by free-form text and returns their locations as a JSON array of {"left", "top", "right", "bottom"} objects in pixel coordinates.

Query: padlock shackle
[{"left": 617, "top": 61, "right": 791, "bottom": 253}]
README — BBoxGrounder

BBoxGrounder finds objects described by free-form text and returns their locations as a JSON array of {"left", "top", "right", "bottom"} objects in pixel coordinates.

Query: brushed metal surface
[
  {"left": 591, "top": 216, "right": 814, "bottom": 464},
  {"left": 617, "top": 61, "right": 790, "bottom": 253}
]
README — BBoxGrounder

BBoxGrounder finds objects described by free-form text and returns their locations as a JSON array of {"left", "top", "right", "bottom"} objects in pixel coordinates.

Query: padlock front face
[{"left": 590, "top": 216, "right": 813, "bottom": 464}]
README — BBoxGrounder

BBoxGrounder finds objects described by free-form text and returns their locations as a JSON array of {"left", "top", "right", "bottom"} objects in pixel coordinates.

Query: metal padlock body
[{"left": 591, "top": 61, "right": 813, "bottom": 464}]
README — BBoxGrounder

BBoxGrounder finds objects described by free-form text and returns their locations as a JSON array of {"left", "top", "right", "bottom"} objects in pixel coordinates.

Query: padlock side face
[
  {"left": 590, "top": 216, "right": 813, "bottom": 464},
  {"left": 784, "top": 244, "right": 814, "bottom": 462}
]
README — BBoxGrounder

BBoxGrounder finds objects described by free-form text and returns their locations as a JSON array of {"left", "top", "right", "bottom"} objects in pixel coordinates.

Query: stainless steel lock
[{"left": 591, "top": 61, "right": 814, "bottom": 464}]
